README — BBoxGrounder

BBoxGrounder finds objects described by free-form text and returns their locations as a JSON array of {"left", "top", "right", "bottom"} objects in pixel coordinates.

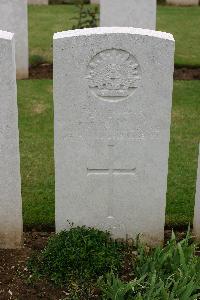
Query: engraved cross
[{"left": 87, "top": 143, "right": 136, "bottom": 217}]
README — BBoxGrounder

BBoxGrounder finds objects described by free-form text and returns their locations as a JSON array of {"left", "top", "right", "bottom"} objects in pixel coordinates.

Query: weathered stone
[
  {"left": 91, "top": 0, "right": 99, "bottom": 3},
  {"left": 166, "top": 0, "right": 199, "bottom": 5},
  {"left": 54, "top": 27, "right": 174, "bottom": 246},
  {"left": 0, "top": 0, "right": 28, "bottom": 79},
  {"left": 100, "top": 0, "right": 157, "bottom": 30},
  {"left": 28, "top": 0, "right": 48, "bottom": 4},
  {"left": 193, "top": 144, "right": 200, "bottom": 241},
  {"left": 0, "top": 30, "right": 22, "bottom": 249}
]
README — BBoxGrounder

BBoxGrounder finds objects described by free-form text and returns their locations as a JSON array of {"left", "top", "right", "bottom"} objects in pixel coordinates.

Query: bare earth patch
[
  {"left": 0, "top": 232, "right": 68, "bottom": 300},
  {"left": 32, "top": 103, "right": 47, "bottom": 115}
]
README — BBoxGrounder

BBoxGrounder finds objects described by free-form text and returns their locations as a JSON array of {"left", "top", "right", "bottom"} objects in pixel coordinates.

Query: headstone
[
  {"left": 91, "top": 0, "right": 99, "bottom": 4},
  {"left": 193, "top": 144, "right": 200, "bottom": 241},
  {"left": 28, "top": 0, "right": 48, "bottom": 4},
  {"left": 54, "top": 27, "right": 174, "bottom": 246},
  {"left": 166, "top": 0, "right": 199, "bottom": 5},
  {"left": 100, "top": 0, "right": 157, "bottom": 30},
  {"left": 0, "top": 30, "right": 22, "bottom": 249},
  {"left": 0, "top": 0, "right": 28, "bottom": 79}
]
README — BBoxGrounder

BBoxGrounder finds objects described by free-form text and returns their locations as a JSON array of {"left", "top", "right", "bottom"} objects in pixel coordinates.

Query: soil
[
  {"left": 29, "top": 63, "right": 200, "bottom": 80},
  {"left": 0, "top": 232, "right": 69, "bottom": 300},
  {"left": 29, "top": 64, "right": 53, "bottom": 80},
  {"left": 174, "top": 67, "right": 200, "bottom": 80}
]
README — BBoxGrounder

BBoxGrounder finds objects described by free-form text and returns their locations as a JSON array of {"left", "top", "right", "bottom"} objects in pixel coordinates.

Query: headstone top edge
[
  {"left": 53, "top": 27, "right": 174, "bottom": 42},
  {"left": 0, "top": 30, "right": 14, "bottom": 41}
]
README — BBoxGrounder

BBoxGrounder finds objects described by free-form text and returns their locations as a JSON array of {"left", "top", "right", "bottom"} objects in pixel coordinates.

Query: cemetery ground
[
  {"left": 19, "top": 80, "right": 200, "bottom": 229},
  {"left": 0, "top": 4, "right": 200, "bottom": 300},
  {"left": 26, "top": 3, "right": 200, "bottom": 229},
  {"left": 29, "top": 5, "right": 200, "bottom": 66}
]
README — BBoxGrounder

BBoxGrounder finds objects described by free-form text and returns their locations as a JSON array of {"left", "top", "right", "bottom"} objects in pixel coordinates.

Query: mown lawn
[
  {"left": 166, "top": 81, "right": 200, "bottom": 226},
  {"left": 28, "top": 5, "right": 200, "bottom": 66},
  {"left": 17, "top": 80, "right": 200, "bottom": 227},
  {"left": 18, "top": 80, "right": 54, "bottom": 227}
]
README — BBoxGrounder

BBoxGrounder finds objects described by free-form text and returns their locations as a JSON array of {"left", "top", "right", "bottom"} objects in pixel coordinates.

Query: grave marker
[
  {"left": 0, "top": 30, "right": 22, "bottom": 249},
  {"left": 54, "top": 27, "right": 175, "bottom": 245},
  {"left": 100, "top": 0, "right": 157, "bottom": 30},
  {"left": 0, "top": 0, "right": 28, "bottom": 79}
]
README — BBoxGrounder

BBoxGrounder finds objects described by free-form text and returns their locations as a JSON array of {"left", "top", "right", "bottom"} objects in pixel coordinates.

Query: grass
[
  {"left": 28, "top": 5, "right": 200, "bottom": 66},
  {"left": 157, "top": 6, "right": 200, "bottom": 66},
  {"left": 166, "top": 81, "right": 200, "bottom": 226},
  {"left": 17, "top": 80, "right": 200, "bottom": 227},
  {"left": 18, "top": 80, "right": 54, "bottom": 227}
]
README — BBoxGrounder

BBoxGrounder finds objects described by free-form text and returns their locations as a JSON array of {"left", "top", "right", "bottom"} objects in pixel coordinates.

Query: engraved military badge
[{"left": 86, "top": 49, "right": 141, "bottom": 102}]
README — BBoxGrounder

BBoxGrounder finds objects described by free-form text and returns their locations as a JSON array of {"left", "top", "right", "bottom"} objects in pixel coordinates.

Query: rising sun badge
[{"left": 86, "top": 49, "right": 141, "bottom": 102}]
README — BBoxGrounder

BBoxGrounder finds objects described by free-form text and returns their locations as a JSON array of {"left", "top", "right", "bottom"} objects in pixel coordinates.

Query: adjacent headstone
[
  {"left": 193, "top": 144, "right": 200, "bottom": 241},
  {"left": 91, "top": 0, "right": 99, "bottom": 4},
  {"left": 166, "top": 0, "right": 199, "bottom": 5},
  {"left": 0, "top": 0, "right": 28, "bottom": 79},
  {"left": 28, "top": 0, "right": 48, "bottom": 4},
  {"left": 100, "top": 0, "right": 157, "bottom": 30},
  {"left": 54, "top": 27, "right": 174, "bottom": 245},
  {"left": 0, "top": 30, "right": 22, "bottom": 249}
]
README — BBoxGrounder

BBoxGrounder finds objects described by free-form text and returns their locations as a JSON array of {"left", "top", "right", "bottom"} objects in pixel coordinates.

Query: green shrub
[
  {"left": 158, "top": 0, "right": 166, "bottom": 4},
  {"left": 28, "top": 227, "right": 200, "bottom": 299},
  {"left": 30, "top": 55, "right": 46, "bottom": 67},
  {"left": 28, "top": 226, "right": 125, "bottom": 285},
  {"left": 71, "top": 0, "right": 99, "bottom": 29},
  {"left": 99, "top": 230, "right": 200, "bottom": 299}
]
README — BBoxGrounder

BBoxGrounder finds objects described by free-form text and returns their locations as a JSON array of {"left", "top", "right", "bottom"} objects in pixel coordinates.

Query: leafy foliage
[
  {"left": 28, "top": 227, "right": 200, "bottom": 299},
  {"left": 30, "top": 54, "right": 46, "bottom": 67},
  {"left": 28, "top": 226, "right": 125, "bottom": 285},
  {"left": 71, "top": 0, "right": 99, "bottom": 29},
  {"left": 99, "top": 230, "right": 200, "bottom": 299}
]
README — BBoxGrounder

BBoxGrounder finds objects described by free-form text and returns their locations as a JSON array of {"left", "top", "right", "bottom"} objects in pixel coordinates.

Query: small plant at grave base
[
  {"left": 27, "top": 225, "right": 125, "bottom": 288},
  {"left": 30, "top": 55, "right": 46, "bottom": 67},
  {"left": 99, "top": 229, "right": 200, "bottom": 300},
  {"left": 71, "top": 0, "right": 99, "bottom": 29}
]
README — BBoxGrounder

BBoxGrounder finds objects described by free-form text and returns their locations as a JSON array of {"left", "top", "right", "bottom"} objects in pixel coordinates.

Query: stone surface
[
  {"left": 193, "top": 144, "right": 200, "bottom": 241},
  {"left": 166, "top": 0, "right": 199, "bottom": 5},
  {"left": 91, "top": 0, "right": 99, "bottom": 3},
  {"left": 0, "top": 0, "right": 28, "bottom": 79},
  {"left": 0, "top": 30, "right": 22, "bottom": 249},
  {"left": 100, "top": 0, "right": 156, "bottom": 30},
  {"left": 28, "top": 0, "right": 48, "bottom": 4},
  {"left": 54, "top": 27, "right": 175, "bottom": 245}
]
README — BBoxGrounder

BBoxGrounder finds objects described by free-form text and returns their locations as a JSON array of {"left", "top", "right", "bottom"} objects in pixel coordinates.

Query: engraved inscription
[{"left": 86, "top": 49, "right": 141, "bottom": 102}]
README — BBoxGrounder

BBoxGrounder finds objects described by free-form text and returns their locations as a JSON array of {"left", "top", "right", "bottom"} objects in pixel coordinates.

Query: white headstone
[
  {"left": 54, "top": 27, "right": 174, "bottom": 245},
  {"left": 0, "top": 30, "right": 22, "bottom": 249},
  {"left": 0, "top": 0, "right": 28, "bottom": 79},
  {"left": 28, "top": 0, "right": 48, "bottom": 4},
  {"left": 166, "top": 0, "right": 199, "bottom": 5},
  {"left": 100, "top": 0, "right": 157, "bottom": 30},
  {"left": 193, "top": 144, "right": 200, "bottom": 241}
]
